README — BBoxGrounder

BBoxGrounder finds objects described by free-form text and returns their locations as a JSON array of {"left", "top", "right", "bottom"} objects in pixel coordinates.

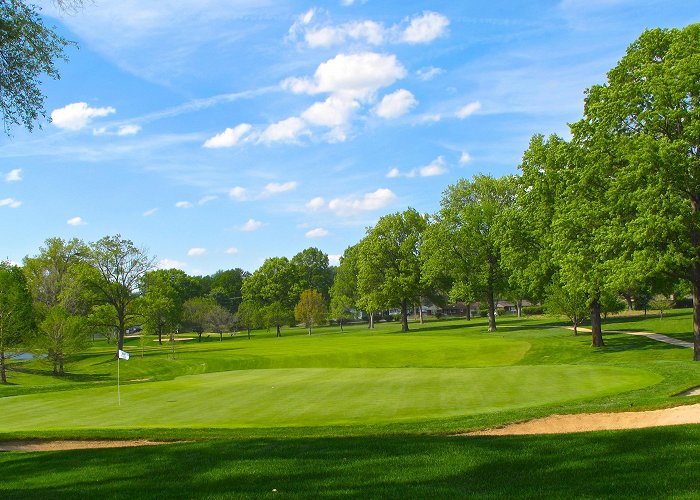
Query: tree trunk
[
  {"left": 276, "top": 324, "right": 281, "bottom": 337},
  {"left": 158, "top": 328, "right": 162, "bottom": 345},
  {"left": 117, "top": 312, "right": 126, "bottom": 354},
  {"left": 219, "top": 332, "right": 223, "bottom": 341},
  {"left": 400, "top": 300, "right": 409, "bottom": 332},
  {"left": 486, "top": 288, "right": 496, "bottom": 332},
  {"left": 0, "top": 351, "right": 5, "bottom": 384},
  {"left": 247, "top": 326, "right": 251, "bottom": 339},
  {"left": 59, "top": 356, "right": 64, "bottom": 376},
  {"left": 693, "top": 278, "right": 700, "bottom": 361},
  {"left": 340, "top": 319, "right": 344, "bottom": 333},
  {"left": 198, "top": 332, "right": 203, "bottom": 342},
  {"left": 487, "top": 255, "right": 497, "bottom": 332},
  {"left": 590, "top": 298, "right": 604, "bottom": 347},
  {"left": 622, "top": 293, "right": 634, "bottom": 311},
  {"left": 368, "top": 312, "right": 374, "bottom": 329},
  {"left": 308, "top": 325, "right": 312, "bottom": 335},
  {"left": 572, "top": 319, "right": 578, "bottom": 336},
  {"left": 516, "top": 299, "right": 523, "bottom": 318},
  {"left": 466, "top": 303, "right": 471, "bottom": 321}
]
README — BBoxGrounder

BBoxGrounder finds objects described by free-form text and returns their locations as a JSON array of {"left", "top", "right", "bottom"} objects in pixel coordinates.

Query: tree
[
  {"left": 329, "top": 244, "right": 360, "bottom": 331},
  {"left": 294, "top": 289, "right": 327, "bottom": 335},
  {"left": 0, "top": 0, "right": 77, "bottom": 134},
  {"left": 241, "top": 257, "right": 296, "bottom": 336},
  {"left": 0, "top": 262, "right": 34, "bottom": 383},
  {"left": 575, "top": 24, "right": 700, "bottom": 358},
  {"left": 423, "top": 175, "right": 516, "bottom": 332},
  {"left": 262, "top": 301, "right": 293, "bottom": 337},
  {"left": 544, "top": 281, "right": 588, "bottom": 336},
  {"left": 358, "top": 208, "right": 427, "bottom": 332},
  {"left": 37, "top": 305, "right": 89, "bottom": 375},
  {"left": 183, "top": 297, "right": 216, "bottom": 342},
  {"left": 290, "top": 248, "right": 334, "bottom": 302},
  {"left": 206, "top": 303, "right": 234, "bottom": 341},
  {"left": 236, "top": 299, "right": 262, "bottom": 339},
  {"left": 82, "top": 235, "right": 154, "bottom": 357},
  {"left": 208, "top": 268, "right": 249, "bottom": 313},
  {"left": 23, "top": 237, "right": 90, "bottom": 374},
  {"left": 139, "top": 269, "right": 185, "bottom": 345}
]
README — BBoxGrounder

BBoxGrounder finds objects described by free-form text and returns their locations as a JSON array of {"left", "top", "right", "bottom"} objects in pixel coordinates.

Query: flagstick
[{"left": 117, "top": 355, "right": 121, "bottom": 406}]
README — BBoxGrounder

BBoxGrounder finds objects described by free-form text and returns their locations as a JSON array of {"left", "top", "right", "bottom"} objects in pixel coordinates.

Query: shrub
[{"left": 522, "top": 305, "right": 544, "bottom": 315}]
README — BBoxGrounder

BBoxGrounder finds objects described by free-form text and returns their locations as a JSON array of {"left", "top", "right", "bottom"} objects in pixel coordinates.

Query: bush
[{"left": 522, "top": 305, "right": 544, "bottom": 315}]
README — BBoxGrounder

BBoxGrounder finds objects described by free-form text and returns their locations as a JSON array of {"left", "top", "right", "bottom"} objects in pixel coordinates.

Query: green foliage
[
  {"left": 208, "top": 268, "right": 249, "bottom": 313},
  {"left": 544, "top": 281, "right": 588, "bottom": 335},
  {"left": 329, "top": 244, "right": 360, "bottom": 327},
  {"left": 35, "top": 305, "right": 90, "bottom": 375},
  {"left": 0, "top": 261, "right": 34, "bottom": 383},
  {"left": 82, "top": 235, "right": 154, "bottom": 354},
  {"left": 290, "top": 248, "right": 334, "bottom": 302},
  {"left": 0, "top": 0, "right": 75, "bottom": 134},
  {"left": 182, "top": 297, "right": 217, "bottom": 341},
  {"left": 294, "top": 289, "right": 327, "bottom": 335},
  {"left": 522, "top": 305, "right": 544, "bottom": 315},
  {"left": 139, "top": 269, "right": 187, "bottom": 344},
  {"left": 422, "top": 175, "right": 516, "bottom": 332},
  {"left": 358, "top": 208, "right": 427, "bottom": 332}
]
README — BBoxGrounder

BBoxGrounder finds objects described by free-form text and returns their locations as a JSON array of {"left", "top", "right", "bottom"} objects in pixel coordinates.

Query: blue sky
[{"left": 0, "top": 0, "right": 695, "bottom": 275}]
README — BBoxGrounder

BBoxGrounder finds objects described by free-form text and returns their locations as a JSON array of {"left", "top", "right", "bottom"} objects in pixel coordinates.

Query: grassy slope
[{"left": 1, "top": 313, "right": 699, "bottom": 498}]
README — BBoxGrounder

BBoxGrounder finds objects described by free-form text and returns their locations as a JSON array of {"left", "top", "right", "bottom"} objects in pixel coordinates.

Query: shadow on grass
[
  {"left": 7, "top": 367, "right": 111, "bottom": 382},
  {"left": 1, "top": 427, "right": 699, "bottom": 499}
]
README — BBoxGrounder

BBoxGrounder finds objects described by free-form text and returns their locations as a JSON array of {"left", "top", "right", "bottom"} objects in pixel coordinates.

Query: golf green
[{"left": 0, "top": 365, "right": 660, "bottom": 430}]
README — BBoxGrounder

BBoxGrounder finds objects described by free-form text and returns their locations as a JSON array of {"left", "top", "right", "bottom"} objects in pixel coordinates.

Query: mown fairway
[{"left": 2, "top": 313, "right": 699, "bottom": 498}]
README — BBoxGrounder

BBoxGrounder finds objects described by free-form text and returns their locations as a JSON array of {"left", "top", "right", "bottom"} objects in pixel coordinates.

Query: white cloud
[
  {"left": 401, "top": 11, "right": 450, "bottom": 44},
  {"left": 305, "top": 196, "right": 325, "bottom": 210},
  {"left": 261, "top": 181, "right": 298, "bottom": 197},
  {"left": 305, "top": 20, "right": 384, "bottom": 48},
  {"left": 198, "top": 195, "right": 218, "bottom": 205},
  {"left": 187, "top": 247, "right": 207, "bottom": 256},
  {"left": 225, "top": 247, "right": 239, "bottom": 255},
  {"left": 240, "top": 218, "right": 263, "bottom": 231},
  {"left": 67, "top": 216, "right": 86, "bottom": 226},
  {"left": 456, "top": 101, "right": 482, "bottom": 119},
  {"left": 157, "top": 258, "right": 187, "bottom": 270},
  {"left": 283, "top": 52, "right": 406, "bottom": 102},
  {"left": 259, "top": 117, "right": 308, "bottom": 143},
  {"left": 416, "top": 66, "right": 444, "bottom": 81},
  {"left": 340, "top": 0, "right": 355, "bottom": 6},
  {"left": 305, "top": 227, "right": 329, "bottom": 238},
  {"left": 420, "top": 156, "right": 448, "bottom": 176},
  {"left": 175, "top": 201, "right": 193, "bottom": 208},
  {"left": 229, "top": 186, "right": 249, "bottom": 201},
  {"left": 203, "top": 123, "right": 252, "bottom": 148},
  {"left": 143, "top": 207, "right": 159, "bottom": 216},
  {"left": 386, "top": 167, "right": 401, "bottom": 178},
  {"left": 302, "top": 96, "right": 359, "bottom": 128},
  {"left": 117, "top": 124, "right": 141, "bottom": 136},
  {"left": 51, "top": 102, "right": 116, "bottom": 131},
  {"left": 0, "top": 198, "right": 21, "bottom": 208},
  {"left": 4, "top": 169, "right": 22, "bottom": 182},
  {"left": 329, "top": 188, "right": 396, "bottom": 216},
  {"left": 459, "top": 152, "right": 472, "bottom": 165},
  {"left": 375, "top": 89, "right": 417, "bottom": 119},
  {"left": 328, "top": 254, "right": 341, "bottom": 266}
]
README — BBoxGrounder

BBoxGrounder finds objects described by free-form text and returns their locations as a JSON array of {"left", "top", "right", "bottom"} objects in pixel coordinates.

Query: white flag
[{"left": 118, "top": 349, "right": 130, "bottom": 360}]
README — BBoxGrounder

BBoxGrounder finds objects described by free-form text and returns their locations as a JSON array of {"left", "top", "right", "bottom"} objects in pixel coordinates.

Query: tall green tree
[
  {"left": 423, "top": 175, "right": 516, "bottom": 332},
  {"left": 241, "top": 256, "right": 296, "bottom": 335},
  {"left": 0, "top": 262, "right": 34, "bottom": 383},
  {"left": 330, "top": 244, "right": 360, "bottom": 331},
  {"left": 139, "top": 269, "right": 185, "bottom": 345},
  {"left": 358, "top": 208, "right": 427, "bottom": 332},
  {"left": 294, "top": 289, "right": 327, "bottom": 335},
  {"left": 290, "top": 248, "right": 334, "bottom": 302},
  {"left": 574, "top": 24, "right": 700, "bottom": 355},
  {"left": 183, "top": 296, "right": 217, "bottom": 342},
  {"left": 206, "top": 303, "right": 234, "bottom": 341},
  {"left": 82, "top": 235, "right": 154, "bottom": 356},
  {"left": 235, "top": 299, "right": 262, "bottom": 338},
  {"left": 23, "top": 237, "right": 89, "bottom": 374}
]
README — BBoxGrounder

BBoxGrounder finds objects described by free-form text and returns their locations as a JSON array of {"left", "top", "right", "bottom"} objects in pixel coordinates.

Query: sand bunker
[
  {"left": 466, "top": 404, "right": 700, "bottom": 436},
  {"left": 0, "top": 440, "right": 179, "bottom": 452}
]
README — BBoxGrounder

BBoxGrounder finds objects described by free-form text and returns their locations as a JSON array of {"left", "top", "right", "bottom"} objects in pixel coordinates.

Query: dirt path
[
  {"left": 568, "top": 326, "right": 693, "bottom": 348},
  {"left": 466, "top": 404, "right": 700, "bottom": 436},
  {"left": 0, "top": 440, "right": 180, "bottom": 452}
]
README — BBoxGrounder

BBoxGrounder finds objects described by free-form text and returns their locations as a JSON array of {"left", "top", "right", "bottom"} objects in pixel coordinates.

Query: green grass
[
  {"left": 2, "top": 427, "right": 700, "bottom": 499},
  {"left": 1, "top": 312, "right": 699, "bottom": 498}
]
